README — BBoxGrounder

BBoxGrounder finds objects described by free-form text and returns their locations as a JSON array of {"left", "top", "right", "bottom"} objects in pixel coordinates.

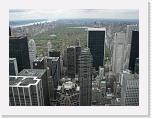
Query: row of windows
[{"left": 125, "top": 98, "right": 139, "bottom": 103}]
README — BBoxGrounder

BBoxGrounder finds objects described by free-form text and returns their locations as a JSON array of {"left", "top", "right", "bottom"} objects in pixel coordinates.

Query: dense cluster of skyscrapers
[{"left": 9, "top": 23, "right": 139, "bottom": 106}]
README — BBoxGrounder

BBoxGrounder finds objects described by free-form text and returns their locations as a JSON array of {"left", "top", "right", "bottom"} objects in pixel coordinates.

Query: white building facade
[
  {"left": 28, "top": 39, "right": 37, "bottom": 69},
  {"left": 112, "top": 32, "right": 126, "bottom": 74}
]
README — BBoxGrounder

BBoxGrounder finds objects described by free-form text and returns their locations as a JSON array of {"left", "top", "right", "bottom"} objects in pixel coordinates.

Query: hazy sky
[{"left": 9, "top": 9, "right": 139, "bottom": 21}]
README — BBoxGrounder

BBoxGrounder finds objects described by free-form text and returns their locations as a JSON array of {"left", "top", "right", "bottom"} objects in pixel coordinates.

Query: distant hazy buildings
[
  {"left": 112, "top": 32, "right": 126, "bottom": 74},
  {"left": 47, "top": 40, "right": 52, "bottom": 55},
  {"left": 18, "top": 69, "right": 50, "bottom": 106},
  {"left": 9, "top": 76, "right": 44, "bottom": 106},
  {"left": 9, "top": 58, "right": 18, "bottom": 75},
  {"left": 87, "top": 28, "right": 106, "bottom": 71},
  {"left": 9, "top": 36, "right": 31, "bottom": 72},
  {"left": 28, "top": 39, "right": 37, "bottom": 69},
  {"left": 78, "top": 48, "right": 92, "bottom": 106},
  {"left": 121, "top": 72, "right": 139, "bottom": 106}
]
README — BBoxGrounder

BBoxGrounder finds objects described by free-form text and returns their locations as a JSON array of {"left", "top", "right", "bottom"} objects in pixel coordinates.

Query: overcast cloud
[{"left": 9, "top": 9, "right": 139, "bottom": 21}]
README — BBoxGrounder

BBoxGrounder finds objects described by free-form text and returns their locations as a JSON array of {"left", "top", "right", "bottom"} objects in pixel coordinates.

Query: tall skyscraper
[
  {"left": 18, "top": 69, "right": 50, "bottom": 106},
  {"left": 78, "top": 48, "right": 92, "bottom": 106},
  {"left": 124, "top": 25, "right": 139, "bottom": 73},
  {"left": 9, "top": 36, "right": 31, "bottom": 72},
  {"left": 126, "top": 25, "right": 139, "bottom": 44},
  {"left": 63, "top": 49, "right": 67, "bottom": 67},
  {"left": 75, "top": 46, "right": 81, "bottom": 74},
  {"left": 67, "top": 46, "right": 76, "bottom": 78},
  {"left": 28, "top": 39, "right": 37, "bottom": 69},
  {"left": 45, "top": 57, "right": 61, "bottom": 100},
  {"left": 9, "top": 76, "right": 44, "bottom": 106},
  {"left": 87, "top": 28, "right": 106, "bottom": 71},
  {"left": 46, "top": 57, "right": 61, "bottom": 89},
  {"left": 123, "top": 44, "right": 131, "bottom": 70},
  {"left": 9, "top": 58, "right": 18, "bottom": 75},
  {"left": 120, "top": 72, "right": 139, "bottom": 106},
  {"left": 67, "top": 46, "right": 81, "bottom": 78},
  {"left": 112, "top": 32, "right": 126, "bottom": 74},
  {"left": 129, "top": 30, "right": 139, "bottom": 73}
]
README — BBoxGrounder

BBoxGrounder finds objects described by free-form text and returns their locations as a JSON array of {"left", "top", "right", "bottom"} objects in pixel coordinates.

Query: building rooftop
[
  {"left": 60, "top": 77, "right": 71, "bottom": 82},
  {"left": 57, "top": 86, "right": 62, "bottom": 91},
  {"left": 9, "top": 76, "right": 23, "bottom": 85},
  {"left": 100, "top": 80, "right": 106, "bottom": 84},
  {"left": 92, "top": 87, "right": 100, "bottom": 91},
  {"left": 49, "top": 34, "right": 56, "bottom": 37},
  {"left": 76, "top": 86, "right": 80, "bottom": 91},
  {"left": 68, "top": 45, "right": 80, "bottom": 48},
  {"left": 87, "top": 27, "right": 106, "bottom": 31},
  {"left": 106, "top": 93, "right": 113, "bottom": 99},
  {"left": 19, "top": 78, "right": 37, "bottom": 86},
  {"left": 47, "top": 57, "right": 59, "bottom": 61},
  {"left": 67, "top": 46, "right": 75, "bottom": 49},
  {"left": 9, "top": 36, "right": 27, "bottom": 40},
  {"left": 34, "top": 57, "right": 44, "bottom": 62},
  {"left": 9, "top": 58, "right": 17, "bottom": 63},
  {"left": 18, "top": 69, "right": 46, "bottom": 78},
  {"left": 123, "top": 73, "right": 138, "bottom": 80},
  {"left": 127, "top": 25, "right": 139, "bottom": 30},
  {"left": 63, "top": 81, "right": 75, "bottom": 89},
  {"left": 116, "top": 98, "right": 121, "bottom": 102},
  {"left": 9, "top": 76, "right": 40, "bottom": 87},
  {"left": 49, "top": 49, "right": 60, "bottom": 52},
  {"left": 57, "top": 79, "right": 79, "bottom": 92}
]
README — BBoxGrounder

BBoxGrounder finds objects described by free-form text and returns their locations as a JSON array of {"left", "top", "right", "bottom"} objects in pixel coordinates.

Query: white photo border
[{"left": 0, "top": 0, "right": 149, "bottom": 116}]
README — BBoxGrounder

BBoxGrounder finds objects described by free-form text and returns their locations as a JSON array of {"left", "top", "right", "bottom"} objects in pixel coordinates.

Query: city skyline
[{"left": 9, "top": 9, "right": 139, "bottom": 106}]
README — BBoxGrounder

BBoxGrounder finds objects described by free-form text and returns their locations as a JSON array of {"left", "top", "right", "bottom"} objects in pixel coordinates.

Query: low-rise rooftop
[{"left": 18, "top": 69, "right": 46, "bottom": 78}]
